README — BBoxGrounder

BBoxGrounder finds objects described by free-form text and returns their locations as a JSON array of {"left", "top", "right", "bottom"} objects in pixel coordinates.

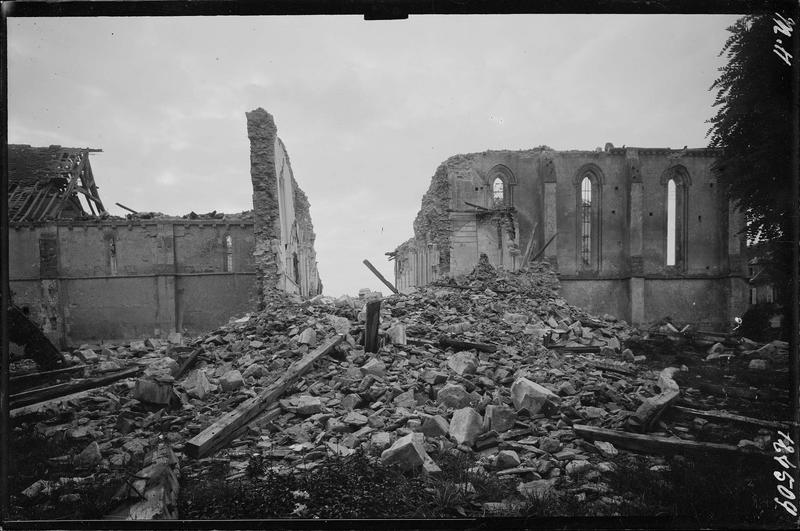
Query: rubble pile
[{"left": 11, "top": 257, "right": 789, "bottom": 518}]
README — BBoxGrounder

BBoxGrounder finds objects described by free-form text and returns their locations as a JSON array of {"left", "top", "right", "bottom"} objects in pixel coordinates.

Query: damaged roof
[{"left": 7, "top": 144, "right": 106, "bottom": 223}]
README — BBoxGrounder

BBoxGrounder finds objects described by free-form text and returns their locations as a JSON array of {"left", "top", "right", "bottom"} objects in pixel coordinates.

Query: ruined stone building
[
  {"left": 390, "top": 144, "right": 749, "bottom": 329},
  {"left": 8, "top": 109, "right": 321, "bottom": 347}
]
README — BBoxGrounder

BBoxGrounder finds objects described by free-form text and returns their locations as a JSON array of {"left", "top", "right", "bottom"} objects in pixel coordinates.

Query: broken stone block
[
  {"left": 517, "top": 478, "right": 557, "bottom": 498},
  {"left": 74, "top": 441, "right": 102, "bottom": 469},
  {"left": 341, "top": 393, "right": 362, "bottom": 411},
  {"left": 134, "top": 377, "right": 173, "bottom": 405},
  {"left": 393, "top": 389, "right": 417, "bottom": 409},
  {"left": 370, "top": 431, "right": 392, "bottom": 451},
  {"left": 129, "top": 340, "right": 149, "bottom": 354},
  {"left": 422, "top": 455, "right": 442, "bottom": 477},
  {"left": 421, "top": 369, "right": 448, "bottom": 385},
  {"left": 298, "top": 328, "right": 317, "bottom": 346},
  {"left": 219, "top": 370, "right": 245, "bottom": 392},
  {"left": 447, "top": 351, "right": 478, "bottom": 375},
  {"left": 242, "top": 363, "right": 264, "bottom": 379},
  {"left": 475, "top": 430, "right": 499, "bottom": 451},
  {"left": 386, "top": 324, "right": 407, "bottom": 345},
  {"left": 343, "top": 411, "right": 369, "bottom": 426},
  {"left": 436, "top": 383, "right": 472, "bottom": 408},
  {"left": 329, "top": 316, "right": 351, "bottom": 335},
  {"left": 96, "top": 360, "right": 122, "bottom": 373},
  {"left": 381, "top": 432, "right": 429, "bottom": 471},
  {"left": 538, "top": 437, "right": 561, "bottom": 454},
  {"left": 622, "top": 349, "right": 635, "bottom": 362},
  {"left": 449, "top": 407, "right": 483, "bottom": 446},
  {"left": 748, "top": 359, "right": 768, "bottom": 371},
  {"left": 503, "top": 312, "right": 529, "bottom": 325},
  {"left": 557, "top": 381, "right": 577, "bottom": 396},
  {"left": 605, "top": 337, "right": 621, "bottom": 351},
  {"left": 496, "top": 450, "right": 521, "bottom": 470},
  {"left": 420, "top": 414, "right": 450, "bottom": 438},
  {"left": 75, "top": 349, "right": 99, "bottom": 364},
  {"left": 167, "top": 332, "right": 183, "bottom": 345},
  {"left": 594, "top": 441, "right": 618, "bottom": 458},
  {"left": 565, "top": 459, "right": 591, "bottom": 476},
  {"left": 483, "top": 405, "right": 517, "bottom": 433},
  {"left": 361, "top": 358, "right": 386, "bottom": 377},
  {"left": 510, "top": 377, "right": 560, "bottom": 414},
  {"left": 295, "top": 395, "right": 323, "bottom": 416},
  {"left": 183, "top": 369, "right": 214, "bottom": 400}
]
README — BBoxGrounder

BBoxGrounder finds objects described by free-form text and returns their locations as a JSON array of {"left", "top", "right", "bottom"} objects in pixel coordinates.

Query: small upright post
[{"left": 364, "top": 300, "right": 382, "bottom": 353}]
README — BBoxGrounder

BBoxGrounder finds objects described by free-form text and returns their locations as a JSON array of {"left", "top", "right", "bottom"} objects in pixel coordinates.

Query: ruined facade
[
  {"left": 390, "top": 144, "right": 749, "bottom": 329},
  {"left": 246, "top": 108, "right": 322, "bottom": 304},
  {"left": 9, "top": 110, "right": 323, "bottom": 346}
]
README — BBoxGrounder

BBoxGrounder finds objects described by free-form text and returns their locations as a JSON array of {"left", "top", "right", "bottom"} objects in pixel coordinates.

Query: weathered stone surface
[
  {"left": 219, "top": 370, "right": 245, "bottom": 392},
  {"left": 386, "top": 324, "right": 407, "bottom": 345},
  {"left": 75, "top": 349, "right": 99, "bottom": 364},
  {"left": 420, "top": 414, "right": 449, "bottom": 438},
  {"left": 483, "top": 405, "right": 517, "bottom": 433},
  {"left": 422, "top": 369, "right": 448, "bottom": 385},
  {"left": 449, "top": 407, "right": 483, "bottom": 446},
  {"left": 295, "top": 395, "right": 323, "bottom": 416},
  {"left": 393, "top": 389, "right": 417, "bottom": 408},
  {"left": 381, "top": 433, "right": 429, "bottom": 471},
  {"left": 437, "top": 383, "right": 472, "bottom": 408},
  {"left": 517, "top": 478, "right": 557, "bottom": 498},
  {"left": 242, "top": 363, "right": 264, "bottom": 379},
  {"left": 183, "top": 369, "right": 214, "bottom": 399},
  {"left": 74, "top": 441, "right": 102, "bottom": 469},
  {"left": 510, "top": 377, "right": 560, "bottom": 414},
  {"left": 447, "top": 351, "right": 478, "bottom": 375},
  {"left": 565, "top": 459, "right": 591, "bottom": 476},
  {"left": 748, "top": 359, "right": 768, "bottom": 371},
  {"left": 361, "top": 358, "right": 386, "bottom": 377},
  {"left": 134, "top": 378, "right": 173, "bottom": 405},
  {"left": 496, "top": 450, "right": 521, "bottom": 469},
  {"left": 298, "top": 328, "right": 317, "bottom": 346},
  {"left": 538, "top": 437, "right": 561, "bottom": 453}
]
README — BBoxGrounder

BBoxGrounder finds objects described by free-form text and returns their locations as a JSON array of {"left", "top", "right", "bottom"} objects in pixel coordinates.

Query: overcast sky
[{"left": 8, "top": 14, "right": 741, "bottom": 297}]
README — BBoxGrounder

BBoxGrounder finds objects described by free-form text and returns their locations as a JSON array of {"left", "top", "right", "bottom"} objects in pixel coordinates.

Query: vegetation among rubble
[{"left": 8, "top": 421, "right": 125, "bottom": 520}]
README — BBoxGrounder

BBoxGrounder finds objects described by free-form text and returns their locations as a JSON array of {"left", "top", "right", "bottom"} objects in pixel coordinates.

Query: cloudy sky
[{"left": 8, "top": 14, "right": 741, "bottom": 296}]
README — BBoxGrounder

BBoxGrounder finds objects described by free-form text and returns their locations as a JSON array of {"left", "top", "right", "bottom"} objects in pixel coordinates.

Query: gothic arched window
[{"left": 574, "top": 165, "right": 604, "bottom": 272}]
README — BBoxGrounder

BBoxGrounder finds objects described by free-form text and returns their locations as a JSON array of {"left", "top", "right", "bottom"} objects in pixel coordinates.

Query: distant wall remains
[{"left": 9, "top": 220, "right": 257, "bottom": 346}]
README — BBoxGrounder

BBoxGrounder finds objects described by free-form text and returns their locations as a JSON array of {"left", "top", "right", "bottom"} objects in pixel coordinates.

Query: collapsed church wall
[
  {"left": 391, "top": 144, "right": 749, "bottom": 329},
  {"left": 246, "top": 108, "right": 322, "bottom": 306}
]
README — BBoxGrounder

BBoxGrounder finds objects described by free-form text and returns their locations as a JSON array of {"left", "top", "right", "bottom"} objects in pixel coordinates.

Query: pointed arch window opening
[
  {"left": 492, "top": 177, "right": 505, "bottom": 206},
  {"left": 581, "top": 176, "right": 592, "bottom": 266},
  {"left": 667, "top": 179, "right": 677, "bottom": 266}
]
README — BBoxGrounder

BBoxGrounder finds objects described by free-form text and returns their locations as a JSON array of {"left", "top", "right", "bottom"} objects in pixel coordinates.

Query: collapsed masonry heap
[{"left": 11, "top": 259, "right": 789, "bottom": 518}]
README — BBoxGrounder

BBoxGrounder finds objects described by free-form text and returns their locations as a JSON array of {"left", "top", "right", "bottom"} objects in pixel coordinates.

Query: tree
[{"left": 707, "top": 13, "right": 796, "bottom": 340}]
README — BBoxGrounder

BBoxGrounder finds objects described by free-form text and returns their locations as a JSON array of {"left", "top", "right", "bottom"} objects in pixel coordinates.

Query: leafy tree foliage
[{"left": 707, "top": 13, "right": 796, "bottom": 337}]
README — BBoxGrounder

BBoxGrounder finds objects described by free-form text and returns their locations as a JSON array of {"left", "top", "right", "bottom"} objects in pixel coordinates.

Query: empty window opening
[
  {"left": 492, "top": 177, "right": 505, "bottom": 205},
  {"left": 611, "top": 210, "right": 616, "bottom": 215},
  {"left": 667, "top": 179, "right": 677, "bottom": 266},
  {"left": 109, "top": 238, "right": 117, "bottom": 275},
  {"left": 698, "top": 215, "right": 702, "bottom": 223},
  {"left": 224, "top": 235, "right": 233, "bottom": 272},
  {"left": 293, "top": 252, "right": 300, "bottom": 285},
  {"left": 581, "top": 176, "right": 592, "bottom": 266}
]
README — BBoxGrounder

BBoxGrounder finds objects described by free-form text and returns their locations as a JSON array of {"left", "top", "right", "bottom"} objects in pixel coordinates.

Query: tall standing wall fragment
[{"left": 246, "top": 108, "right": 322, "bottom": 306}]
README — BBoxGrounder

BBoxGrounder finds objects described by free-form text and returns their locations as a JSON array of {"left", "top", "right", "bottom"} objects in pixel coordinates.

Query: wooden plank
[
  {"left": 549, "top": 345, "right": 600, "bottom": 353},
  {"left": 362, "top": 259, "right": 398, "bottom": 294},
  {"left": 10, "top": 364, "right": 86, "bottom": 391},
  {"left": 627, "top": 367, "right": 680, "bottom": 433},
  {"left": 175, "top": 347, "right": 203, "bottom": 379},
  {"left": 438, "top": 336, "right": 497, "bottom": 353},
  {"left": 364, "top": 300, "right": 381, "bottom": 353},
  {"left": 10, "top": 366, "right": 140, "bottom": 409},
  {"left": 185, "top": 334, "right": 343, "bottom": 459},
  {"left": 573, "top": 424, "right": 771, "bottom": 459},
  {"left": 10, "top": 389, "right": 94, "bottom": 418},
  {"left": 531, "top": 233, "right": 557, "bottom": 262},
  {"left": 671, "top": 405, "right": 791, "bottom": 430}
]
